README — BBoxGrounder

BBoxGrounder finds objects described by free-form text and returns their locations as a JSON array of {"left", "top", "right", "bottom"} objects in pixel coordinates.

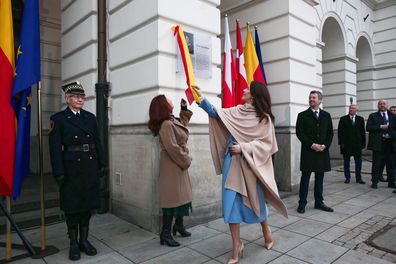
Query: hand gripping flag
[
  {"left": 221, "top": 15, "right": 236, "bottom": 108},
  {"left": 171, "top": 25, "right": 201, "bottom": 105},
  {"left": 235, "top": 20, "right": 248, "bottom": 105},
  {"left": 11, "top": 0, "right": 41, "bottom": 199},
  {"left": 0, "top": 0, "right": 16, "bottom": 196}
]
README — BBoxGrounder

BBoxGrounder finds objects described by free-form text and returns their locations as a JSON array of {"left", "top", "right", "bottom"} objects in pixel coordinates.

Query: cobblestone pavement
[{"left": 1, "top": 161, "right": 396, "bottom": 263}]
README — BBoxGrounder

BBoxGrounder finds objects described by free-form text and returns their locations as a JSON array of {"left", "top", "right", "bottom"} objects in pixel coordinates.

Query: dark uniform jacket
[
  {"left": 296, "top": 108, "right": 333, "bottom": 172},
  {"left": 49, "top": 107, "right": 105, "bottom": 214},
  {"left": 366, "top": 110, "right": 393, "bottom": 152},
  {"left": 337, "top": 114, "right": 365, "bottom": 156}
]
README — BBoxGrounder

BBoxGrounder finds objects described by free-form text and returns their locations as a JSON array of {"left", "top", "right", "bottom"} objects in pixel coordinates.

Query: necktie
[
  {"left": 314, "top": 110, "right": 319, "bottom": 119},
  {"left": 382, "top": 112, "right": 387, "bottom": 124},
  {"left": 351, "top": 116, "right": 355, "bottom": 125},
  {"left": 76, "top": 112, "right": 80, "bottom": 118}
]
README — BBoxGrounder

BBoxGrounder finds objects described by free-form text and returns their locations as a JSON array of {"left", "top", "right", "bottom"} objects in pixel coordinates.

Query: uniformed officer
[{"left": 49, "top": 81, "right": 105, "bottom": 261}]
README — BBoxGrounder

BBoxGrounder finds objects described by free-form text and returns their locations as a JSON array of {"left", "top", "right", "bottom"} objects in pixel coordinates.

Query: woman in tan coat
[{"left": 148, "top": 95, "right": 193, "bottom": 247}]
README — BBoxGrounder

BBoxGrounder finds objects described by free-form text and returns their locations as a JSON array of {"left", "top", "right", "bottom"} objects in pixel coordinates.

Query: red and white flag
[
  {"left": 222, "top": 15, "right": 236, "bottom": 108},
  {"left": 235, "top": 20, "right": 248, "bottom": 105}
]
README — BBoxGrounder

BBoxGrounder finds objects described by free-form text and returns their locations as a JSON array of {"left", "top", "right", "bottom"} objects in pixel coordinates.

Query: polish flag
[
  {"left": 222, "top": 15, "right": 236, "bottom": 108},
  {"left": 235, "top": 20, "right": 248, "bottom": 105}
]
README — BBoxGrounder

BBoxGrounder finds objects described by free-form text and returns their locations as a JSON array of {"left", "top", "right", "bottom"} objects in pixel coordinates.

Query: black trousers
[
  {"left": 371, "top": 139, "right": 395, "bottom": 185},
  {"left": 65, "top": 211, "right": 91, "bottom": 229},
  {"left": 298, "top": 171, "right": 324, "bottom": 207}
]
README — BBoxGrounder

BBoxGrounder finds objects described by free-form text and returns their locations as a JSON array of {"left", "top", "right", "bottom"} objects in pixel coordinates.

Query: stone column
[{"left": 107, "top": 0, "right": 221, "bottom": 232}]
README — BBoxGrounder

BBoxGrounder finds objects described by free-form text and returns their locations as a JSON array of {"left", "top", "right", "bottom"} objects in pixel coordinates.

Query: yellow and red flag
[
  {"left": 172, "top": 25, "right": 201, "bottom": 105},
  {"left": 235, "top": 20, "right": 248, "bottom": 105},
  {"left": 0, "top": 0, "right": 16, "bottom": 196},
  {"left": 244, "top": 24, "right": 265, "bottom": 85}
]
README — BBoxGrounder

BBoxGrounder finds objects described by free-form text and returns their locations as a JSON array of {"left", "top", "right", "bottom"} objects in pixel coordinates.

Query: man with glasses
[{"left": 49, "top": 81, "right": 105, "bottom": 261}]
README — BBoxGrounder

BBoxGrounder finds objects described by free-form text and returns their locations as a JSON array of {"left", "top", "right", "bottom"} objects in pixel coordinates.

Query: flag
[
  {"left": 0, "top": 0, "right": 16, "bottom": 196},
  {"left": 171, "top": 25, "right": 201, "bottom": 105},
  {"left": 221, "top": 15, "right": 236, "bottom": 108},
  {"left": 244, "top": 24, "right": 265, "bottom": 84},
  {"left": 235, "top": 20, "right": 248, "bottom": 105},
  {"left": 11, "top": 0, "right": 41, "bottom": 199},
  {"left": 254, "top": 26, "right": 267, "bottom": 85}
]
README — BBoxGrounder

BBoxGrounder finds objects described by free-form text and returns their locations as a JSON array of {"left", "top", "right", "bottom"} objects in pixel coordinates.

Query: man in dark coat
[
  {"left": 337, "top": 104, "right": 366, "bottom": 184},
  {"left": 49, "top": 81, "right": 105, "bottom": 261},
  {"left": 366, "top": 99, "right": 395, "bottom": 189},
  {"left": 296, "top": 90, "right": 334, "bottom": 214}
]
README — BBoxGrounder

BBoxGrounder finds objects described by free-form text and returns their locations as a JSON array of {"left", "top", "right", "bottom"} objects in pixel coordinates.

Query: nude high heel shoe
[
  {"left": 227, "top": 242, "right": 244, "bottom": 264},
  {"left": 263, "top": 226, "right": 274, "bottom": 250}
]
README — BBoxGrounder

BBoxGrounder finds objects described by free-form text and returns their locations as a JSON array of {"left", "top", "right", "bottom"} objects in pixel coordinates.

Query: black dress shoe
[
  {"left": 388, "top": 183, "right": 396, "bottom": 188},
  {"left": 371, "top": 184, "right": 378, "bottom": 189},
  {"left": 379, "top": 177, "right": 387, "bottom": 182},
  {"left": 356, "top": 179, "right": 365, "bottom": 184},
  {"left": 344, "top": 179, "right": 350, "bottom": 183},
  {"left": 393, "top": 190, "right": 396, "bottom": 194},
  {"left": 297, "top": 206, "right": 305, "bottom": 214},
  {"left": 314, "top": 204, "right": 334, "bottom": 212}
]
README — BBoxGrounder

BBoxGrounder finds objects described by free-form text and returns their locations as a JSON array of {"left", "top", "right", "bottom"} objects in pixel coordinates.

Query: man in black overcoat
[
  {"left": 366, "top": 99, "right": 395, "bottom": 189},
  {"left": 49, "top": 82, "right": 105, "bottom": 261},
  {"left": 296, "top": 90, "right": 334, "bottom": 214},
  {"left": 337, "top": 104, "right": 366, "bottom": 184}
]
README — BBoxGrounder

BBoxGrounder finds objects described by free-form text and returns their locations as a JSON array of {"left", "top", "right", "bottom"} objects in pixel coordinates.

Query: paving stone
[
  {"left": 287, "top": 238, "right": 348, "bottom": 264},
  {"left": 284, "top": 219, "right": 332, "bottom": 237},
  {"left": 187, "top": 233, "right": 235, "bottom": 258},
  {"left": 382, "top": 253, "right": 396, "bottom": 263},
  {"left": 257, "top": 229, "right": 310, "bottom": 253},
  {"left": 118, "top": 237, "right": 176, "bottom": 263},
  {"left": 100, "top": 227, "right": 156, "bottom": 250},
  {"left": 267, "top": 213, "right": 301, "bottom": 228},
  {"left": 141, "top": 247, "right": 209, "bottom": 264},
  {"left": 216, "top": 242, "right": 281, "bottom": 264},
  {"left": 268, "top": 254, "right": 309, "bottom": 264},
  {"left": 332, "top": 249, "right": 392, "bottom": 264},
  {"left": 176, "top": 225, "right": 221, "bottom": 246},
  {"left": 307, "top": 210, "right": 351, "bottom": 225},
  {"left": 204, "top": 218, "right": 229, "bottom": 233},
  {"left": 316, "top": 226, "right": 349, "bottom": 242}
]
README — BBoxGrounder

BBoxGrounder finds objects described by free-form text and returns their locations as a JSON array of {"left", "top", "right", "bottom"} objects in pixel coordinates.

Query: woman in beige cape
[{"left": 196, "top": 81, "right": 288, "bottom": 264}]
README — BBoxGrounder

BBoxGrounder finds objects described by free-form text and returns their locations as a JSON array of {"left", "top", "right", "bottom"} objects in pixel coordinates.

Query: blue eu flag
[{"left": 12, "top": 0, "right": 41, "bottom": 199}]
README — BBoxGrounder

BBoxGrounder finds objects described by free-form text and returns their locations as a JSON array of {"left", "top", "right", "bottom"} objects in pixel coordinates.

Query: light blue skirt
[{"left": 222, "top": 137, "right": 268, "bottom": 224}]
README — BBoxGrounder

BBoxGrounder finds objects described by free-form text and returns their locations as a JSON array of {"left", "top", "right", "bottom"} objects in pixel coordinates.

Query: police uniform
[{"left": 49, "top": 81, "right": 104, "bottom": 260}]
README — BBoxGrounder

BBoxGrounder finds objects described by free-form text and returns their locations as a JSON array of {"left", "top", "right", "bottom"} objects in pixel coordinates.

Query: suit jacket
[
  {"left": 366, "top": 110, "right": 393, "bottom": 152},
  {"left": 296, "top": 108, "right": 333, "bottom": 172},
  {"left": 49, "top": 107, "right": 105, "bottom": 213},
  {"left": 337, "top": 114, "right": 365, "bottom": 156}
]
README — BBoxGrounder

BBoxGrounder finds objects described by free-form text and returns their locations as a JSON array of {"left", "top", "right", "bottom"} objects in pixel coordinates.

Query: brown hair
[
  {"left": 148, "top": 95, "right": 172, "bottom": 136},
  {"left": 249, "top": 81, "right": 275, "bottom": 123}
]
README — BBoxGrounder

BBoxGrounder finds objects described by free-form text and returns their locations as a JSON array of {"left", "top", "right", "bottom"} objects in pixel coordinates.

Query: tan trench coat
[{"left": 158, "top": 110, "right": 193, "bottom": 208}]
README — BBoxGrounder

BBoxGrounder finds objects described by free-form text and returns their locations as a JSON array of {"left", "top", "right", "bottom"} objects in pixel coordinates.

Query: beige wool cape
[{"left": 208, "top": 104, "right": 288, "bottom": 218}]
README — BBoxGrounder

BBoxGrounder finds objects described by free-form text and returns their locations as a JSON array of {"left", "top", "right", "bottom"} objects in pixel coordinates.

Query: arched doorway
[
  {"left": 356, "top": 35, "right": 375, "bottom": 119},
  {"left": 319, "top": 16, "right": 358, "bottom": 155},
  {"left": 320, "top": 16, "right": 352, "bottom": 122}
]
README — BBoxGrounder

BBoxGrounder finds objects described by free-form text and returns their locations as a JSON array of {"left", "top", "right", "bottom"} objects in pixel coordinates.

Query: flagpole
[
  {"left": 5, "top": 197, "right": 12, "bottom": 260},
  {"left": 37, "top": 81, "right": 46, "bottom": 251}
]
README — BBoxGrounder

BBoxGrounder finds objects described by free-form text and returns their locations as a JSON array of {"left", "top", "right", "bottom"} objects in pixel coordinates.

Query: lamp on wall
[{"left": 350, "top": 97, "right": 353, "bottom": 105}]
